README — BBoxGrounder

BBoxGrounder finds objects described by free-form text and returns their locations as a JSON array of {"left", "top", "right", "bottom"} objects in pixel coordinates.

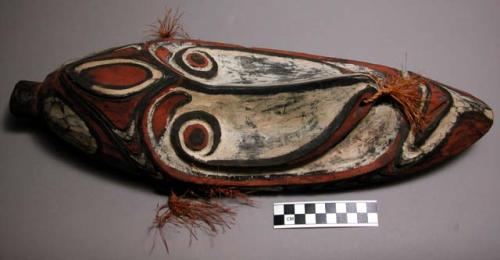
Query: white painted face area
[
  {"left": 148, "top": 41, "right": 500, "bottom": 180},
  {"left": 155, "top": 83, "right": 371, "bottom": 165},
  {"left": 147, "top": 99, "right": 401, "bottom": 178},
  {"left": 150, "top": 42, "right": 348, "bottom": 87},
  {"left": 326, "top": 61, "right": 376, "bottom": 74},
  {"left": 285, "top": 104, "right": 401, "bottom": 175}
]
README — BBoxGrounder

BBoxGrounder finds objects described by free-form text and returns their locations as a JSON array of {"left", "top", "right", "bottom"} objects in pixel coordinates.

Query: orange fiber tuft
[
  {"left": 151, "top": 192, "right": 236, "bottom": 253},
  {"left": 364, "top": 73, "right": 426, "bottom": 133},
  {"left": 147, "top": 7, "right": 189, "bottom": 40}
]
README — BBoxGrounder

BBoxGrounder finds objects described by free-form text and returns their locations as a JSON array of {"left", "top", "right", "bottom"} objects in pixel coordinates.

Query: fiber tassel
[
  {"left": 151, "top": 192, "right": 236, "bottom": 253},
  {"left": 147, "top": 7, "right": 189, "bottom": 40},
  {"left": 363, "top": 73, "right": 425, "bottom": 132}
]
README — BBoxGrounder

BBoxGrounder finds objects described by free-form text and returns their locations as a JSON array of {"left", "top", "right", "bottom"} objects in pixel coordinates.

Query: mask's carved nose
[{"left": 10, "top": 80, "right": 42, "bottom": 118}]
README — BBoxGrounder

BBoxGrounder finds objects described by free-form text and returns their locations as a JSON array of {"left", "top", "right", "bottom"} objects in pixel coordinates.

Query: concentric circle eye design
[
  {"left": 185, "top": 52, "right": 210, "bottom": 69},
  {"left": 171, "top": 111, "right": 221, "bottom": 158},
  {"left": 73, "top": 59, "right": 162, "bottom": 97},
  {"left": 173, "top": 48, "right": 218, "bottom": 79},
  {"left": 182, "top": 123, "right": 209, "bottom": 151}
]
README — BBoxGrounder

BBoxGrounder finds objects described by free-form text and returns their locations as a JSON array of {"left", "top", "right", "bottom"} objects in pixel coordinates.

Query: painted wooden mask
[{"left": 10, "top": 38, "right": 493, "bottom": 189}]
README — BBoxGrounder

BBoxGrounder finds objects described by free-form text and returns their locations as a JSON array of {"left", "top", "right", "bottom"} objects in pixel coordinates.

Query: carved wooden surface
[{"left": 10, "top": 38, "right": 494, "bottom": 188}]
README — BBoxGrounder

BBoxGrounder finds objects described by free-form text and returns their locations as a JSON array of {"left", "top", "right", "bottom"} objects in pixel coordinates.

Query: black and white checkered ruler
[{"left": 274, "top": 200, "right": 378, "bottom": 228}]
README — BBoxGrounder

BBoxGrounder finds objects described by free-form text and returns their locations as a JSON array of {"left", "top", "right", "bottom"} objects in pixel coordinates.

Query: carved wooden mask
[{"left": 10, "top": 39, "right": 493, "bottom": 188}]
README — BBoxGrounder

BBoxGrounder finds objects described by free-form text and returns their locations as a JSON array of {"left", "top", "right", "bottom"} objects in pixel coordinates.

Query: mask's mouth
[{"left": 10, "top": 80, "right": 43, "bottom": 118}]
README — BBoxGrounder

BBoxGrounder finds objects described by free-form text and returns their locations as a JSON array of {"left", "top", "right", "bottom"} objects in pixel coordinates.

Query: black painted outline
[
  {"left": 153, "top": 42, "right": 368, "bottom": 94},
  {"left": 170, "top": 111, "right": 221, "bottom": 158},
  {"left": 58, "top": 69, "right": 178, "bottom": 174},
  {"left": 413, "top": 82, "right": 453, "bottom": 147},
  {"left": 181, "top": 75, "right": 374, "bottom": 95},
  {"left": 78, "top": 63, "right": 153, "bottom": 90},
  {"left": 165, "top": 87, "right": 375, "bottom": 172},
  {"left": 173, "top": 48, "right": 218, "bottom": 79},
  {"left": 395, "top": 110, "right": 492, "bottom": 170},
  {"left": 64, "top": 46, "right": 166, "bottom": 99}
]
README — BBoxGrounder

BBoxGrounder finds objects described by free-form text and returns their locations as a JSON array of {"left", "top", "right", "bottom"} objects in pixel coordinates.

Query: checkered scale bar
[{"left": 273, "top": 200, "right": 378, "bottom": 228}]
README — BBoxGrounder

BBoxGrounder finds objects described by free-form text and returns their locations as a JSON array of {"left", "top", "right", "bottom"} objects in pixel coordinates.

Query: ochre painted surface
[{"left": 10, "top": 38, "right": 494, "bottom": 188}]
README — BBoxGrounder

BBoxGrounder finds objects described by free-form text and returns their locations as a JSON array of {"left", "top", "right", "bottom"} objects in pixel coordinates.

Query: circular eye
[
  {"left": 171, "top": 111, "right": 221, "bottom": 158},
  {"left": 185, "top": 52, "right": 209, "bottom": 68},
  {"left": 182, "top": 50, "right": 213, "bottom": 72},
  {"left": 182, "top": 123, "right": 209, "bottom": 151},
  {"left": 173, "top": 48, "right": 218, "bottom": 79}
]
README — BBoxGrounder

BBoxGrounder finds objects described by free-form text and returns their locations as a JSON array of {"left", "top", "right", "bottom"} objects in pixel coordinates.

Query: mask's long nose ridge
[{"left": 10, "top": 80, "right": 42, "bottom": 118}]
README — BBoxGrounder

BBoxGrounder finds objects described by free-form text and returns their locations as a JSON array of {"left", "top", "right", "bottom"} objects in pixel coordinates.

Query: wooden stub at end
[{"left": 10, "top": 80, "right": 42, "bottom": 118}]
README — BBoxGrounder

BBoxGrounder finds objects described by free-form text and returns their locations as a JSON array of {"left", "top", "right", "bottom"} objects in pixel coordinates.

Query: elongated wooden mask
[{"left": 10, "top": 38, "right": 493, "bottom": 188}]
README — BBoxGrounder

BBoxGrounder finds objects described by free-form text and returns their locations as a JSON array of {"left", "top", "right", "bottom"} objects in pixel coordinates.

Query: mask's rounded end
[{"left": 10, "top": 80, "right": 42, "bottom": 118}]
